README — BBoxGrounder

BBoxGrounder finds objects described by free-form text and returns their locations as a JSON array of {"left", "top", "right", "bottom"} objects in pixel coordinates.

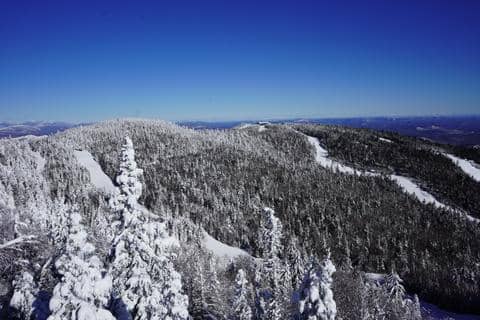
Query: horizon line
[{"left": 2, "top": 113, "right": 480, "bottom": 125}]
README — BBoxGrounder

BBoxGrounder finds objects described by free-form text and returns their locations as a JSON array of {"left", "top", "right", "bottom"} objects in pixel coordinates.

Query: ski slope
[
  {"left": 444, "top": 153, "right": 480, "bottom": 182},
  {"left": 390, "top": 175, "right": 447, "bottom": 209},
  {"left": 305, "top": 134, "right": 479, "bottom": 223},
  {"left": 389, "top": 175, "right": 478, "bottom": 222},
  {"left": 307, "top": 136, "right": 369, "bottom": 175},
  {"left": 73, "top": 150, "right": 117, "bottom": 194}
]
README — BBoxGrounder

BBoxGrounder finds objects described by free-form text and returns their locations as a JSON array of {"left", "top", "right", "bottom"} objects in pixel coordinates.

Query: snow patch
[
  {"left": 32, "top": 151, "right": 46, "bottom": 172},
  {"left": 235, "top": 123, "right": 255, "bottom": 130},
  {"left": 73, "top": 150, "right": 116, "bottom": 194},
  {"left": 364, "top": 272, "right": 386, "bottom": 283},
  {"left": 12, "top": 135, "right": 47, "bottom": 141},
  {"left": 379, "top": 137, "right": 392, "bottom": 143},
  {"left": 444, "top": 153, "right": 480, "bottom": 182},
  {"left": 235, "top": 123, "right": 267, "bottom": 132},
  {"left": 202, "top": 231, "right": 250, "bottom": 260}
]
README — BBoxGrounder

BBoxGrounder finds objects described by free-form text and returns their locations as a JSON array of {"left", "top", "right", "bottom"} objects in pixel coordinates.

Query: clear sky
[{"left": 1, "top": 0, "right": 479, "bottom": 122}]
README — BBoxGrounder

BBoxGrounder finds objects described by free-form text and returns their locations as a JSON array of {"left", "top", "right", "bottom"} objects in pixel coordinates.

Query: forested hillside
[
  {"left": 1, "top": 119, "right": 479, "bottom": 319},
  {"left": 294, "top": 125, "right": 480, "bottom": 218}
]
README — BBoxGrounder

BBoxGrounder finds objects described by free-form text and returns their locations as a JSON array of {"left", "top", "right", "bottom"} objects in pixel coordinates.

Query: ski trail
[
  {"left": 74, "top": 150, "right": 117, "bottom": 194},
  {"left": 303, "top": 133, "right": 479, "bottom": 223},
  {"left": 443, "top": 153, "right": 480, "bottom": 182}
]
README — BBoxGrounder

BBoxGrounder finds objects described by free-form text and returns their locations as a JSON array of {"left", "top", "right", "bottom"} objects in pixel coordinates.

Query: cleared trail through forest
[
  {"left": 301, "top": 133, "right": 479, "bottom": 223},
  {"left": 443, "top": 152, "right": 480, "bottom": 182}
]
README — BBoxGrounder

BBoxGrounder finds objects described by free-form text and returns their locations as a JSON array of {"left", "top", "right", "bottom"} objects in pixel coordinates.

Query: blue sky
[{"left": 1, "top": 0, "right": 479, "bottom": 122}]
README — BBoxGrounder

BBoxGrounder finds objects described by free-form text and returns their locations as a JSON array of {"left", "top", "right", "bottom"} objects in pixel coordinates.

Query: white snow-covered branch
[{"left": 0, "top": 235, "right": 37, "bottom": 250}]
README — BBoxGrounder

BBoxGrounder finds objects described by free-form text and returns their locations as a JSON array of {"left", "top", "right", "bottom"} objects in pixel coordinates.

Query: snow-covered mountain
[{"left": 1, "top": 119, "right": 479, "bottom": 319}]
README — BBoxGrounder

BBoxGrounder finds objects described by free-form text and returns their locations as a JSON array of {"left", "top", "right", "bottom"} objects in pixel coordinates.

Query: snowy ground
[
  {"left": 235, "top": 123, "right": 256, "bottom": 130},
  {"left": 12, "top": 134, "right": 47, "bottom": 141},
  {"left": 364, "top": 272, "right": 386, "bottom": 283},
  {"left": 32, "top": 151, "right": 46, "bottom": 172},
  {"left": 235, "top": 123, "right": 268, "bottom": 132},
  {"left": 305, "top": 135, "right": 479, "bottom": 223},
  {"left": 390, "top": 175, "right": 478, "bottom": 222},
  {"left": 390, "top": 175, "right": 447, "bottom": 209},
  {"left": 202, "top": 231, "right": 251, "bottom": 260},
  {"left": 73, "top": 150, "right": 117, "bottom": 194},
  {"left": 444, "top": 153, "right": 480, "bottom": 182},
  {"left": 307, "top": 136, "right": 372, "bottom": 175},
  {"left": 379, "top": 137, "right": 393, "bottom": 143}
]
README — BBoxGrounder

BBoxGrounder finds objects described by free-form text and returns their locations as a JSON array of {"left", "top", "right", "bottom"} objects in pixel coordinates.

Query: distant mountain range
[
  {"left": 0, "top": 121, "right": 79, "bottom": 138},
  {"left": 179, "top": 116, "right": 480, "bottom": 146},
  {"left": 2, "top": 116, "right": 480, "bottom": 146}
]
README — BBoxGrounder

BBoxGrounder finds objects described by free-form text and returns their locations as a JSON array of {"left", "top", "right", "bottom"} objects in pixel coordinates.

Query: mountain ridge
[{"left": 1, "top": 119, "right": 480, "bottom": 318}]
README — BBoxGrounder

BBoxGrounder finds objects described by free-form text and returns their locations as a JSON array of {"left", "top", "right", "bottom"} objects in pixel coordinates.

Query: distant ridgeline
[
  {"left": 0, "top": 122, "right": 81, "bottom": 138},
  {"left": 2, "top": 116, "right": 480, "bottom": 146},
  {"left": 179, "top": 115, "right": 480, "bottom": 146},
  {"left": 1, "top": 119, "right": 480, "bottom": 319}
]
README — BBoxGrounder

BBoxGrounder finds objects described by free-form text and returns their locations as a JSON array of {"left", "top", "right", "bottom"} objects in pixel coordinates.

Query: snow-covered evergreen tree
[
  {"left": 48, "top": 211, "right": 114, "bottom": 320},
  {"left": 231, "top": 269, "right": 252, "bottom": 320},
  {"left": 116, "top": 136, "right": 143, "bottom": 200},
  {"left": 384, "top": 271, "right": 422, "bottom": 320},
  {"left": 385, "top": 271, "right": 405, "bottom": 306},
  {"left": 358, "top": 278, "right": 382, "bottom": 320},
  {"left": 409, "top": 295, "right": 422, "bottom": 320},
  {"left": 204, "top": 255, "right": 226, "bottom": 319},
  {"left": 47, "top": 200, "right": 70, "bottom": 246},
  {"left": 254, "top": 267, "right": 267, "bottom": 320},
  {"left": 255, "top": 207, "right": 286, "bottom": 319},
  {"left": 286, "top": 237, "right": 307, "bottom": 289},
  {"left": 297, "top": 254, "right": 337, "bottom": 320},
  {"left": 259, "top": 207, "right": 283, "bottom": 261},
  {"left": 10, "top": 271, "right": 38, "bottom": 319},
  {"left": 109, "top": 136, "right": 189, "bottom": 320}
]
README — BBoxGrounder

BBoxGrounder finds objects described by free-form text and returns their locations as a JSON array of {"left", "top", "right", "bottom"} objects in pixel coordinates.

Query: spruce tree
[
  {"left": 48, "top": 211, "right": 114, "bottom": 320},
  {"left": 109, "top": 136, "right": 189, "bottom": 320},
  {"left": 256, "top": 207, "right": 285, "bottom": 319},
  {"left": 384, "top": 271, "right": 422, "bottom": 320},
  {"left": 9, "top": 271, "right": 37, "bottom": 319},
  {"left": 231, "top": 269, "right": 252, "bottom": 320},
  {"left": 297, "top": 254, "right": 337, "bottom": 320}
]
